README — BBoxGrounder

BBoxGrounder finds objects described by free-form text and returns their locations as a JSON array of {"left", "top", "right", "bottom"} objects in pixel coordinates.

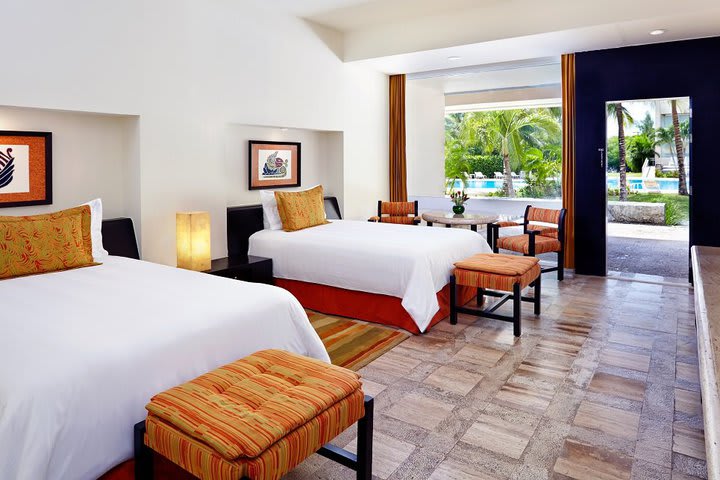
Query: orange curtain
[
  {"left": 389, "top": 74, "right": 408, "bottom": 202},
  {"left": 561, "top": 54, "right": 576, "bottom": 269}
]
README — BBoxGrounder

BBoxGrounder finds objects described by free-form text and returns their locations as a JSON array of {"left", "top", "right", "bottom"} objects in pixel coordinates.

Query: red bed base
[
  {"left": 99, "top": 456, "right": 194, "bottom": 480},
  {"left": 275, "top": 278, "right": 474, "bottom": 334}
]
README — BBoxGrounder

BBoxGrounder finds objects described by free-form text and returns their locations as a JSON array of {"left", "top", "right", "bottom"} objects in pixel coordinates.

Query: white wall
[
  {"left": 0, "top": 106, "right": 137, "bottom": 219},
  {"left": 0, "top": 0, "right": 388, "bottom": 265},
  {"left": 406, "top": 82, "right": 446, "bottom": 197},
  {"left": 224, "top": 125, "right": 344, "bottom": 208}
]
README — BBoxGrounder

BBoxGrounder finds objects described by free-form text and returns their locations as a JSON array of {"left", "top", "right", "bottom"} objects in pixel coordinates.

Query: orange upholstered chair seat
[
  {"left": 496, "top": 234, "right": 562, "bottom": 255},
  {"left": 142, "top": 350, "right": 366, "bottom": 480}
]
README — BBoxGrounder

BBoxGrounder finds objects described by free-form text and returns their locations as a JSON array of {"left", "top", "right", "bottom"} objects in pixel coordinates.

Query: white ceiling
[
  {"left": 305, "top": 0, "right": 502, "bottom": 32},
  {"left": 254, "top": 0, "right": 720, "bottom": 75},
  {"left": 409, "top": 61, "right": 561, "bottom": 95},
  {"left": 255, "top": 0, "right": 373, "bottom": 17},
  {"left": 353, "top": 8, "right": 720, "bottom": 74}
]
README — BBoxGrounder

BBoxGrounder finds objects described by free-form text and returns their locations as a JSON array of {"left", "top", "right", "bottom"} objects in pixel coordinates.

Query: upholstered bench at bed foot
[
  {"left": 450, "top": 253, "right": 541, "bottom": 337},
  {"left": 134, "top": 349, "right": 373, "bottom": 480}
]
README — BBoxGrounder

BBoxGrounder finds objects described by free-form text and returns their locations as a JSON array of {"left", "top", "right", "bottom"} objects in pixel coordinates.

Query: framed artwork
[
  {"left": 0, "top": 131, "right": 52, "bottom": 208},
  {"left": 248, "top": 140, "right": 301, "bottom": 190}
]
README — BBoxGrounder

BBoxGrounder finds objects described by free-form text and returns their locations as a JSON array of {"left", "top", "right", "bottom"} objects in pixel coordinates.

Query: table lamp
[{"left": 176, "top": 211, "right": 211, "bottom": 271}]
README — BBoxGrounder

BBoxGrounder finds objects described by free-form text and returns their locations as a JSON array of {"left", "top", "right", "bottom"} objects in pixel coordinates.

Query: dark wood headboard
[
  {"left": 101, "top": 218, "right": 140, "bottom": 260},
  {"left": 227, "top": 196, "right": 342, "bottom": 257}
]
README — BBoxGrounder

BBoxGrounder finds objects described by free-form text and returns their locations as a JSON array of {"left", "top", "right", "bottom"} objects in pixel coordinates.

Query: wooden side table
[{"left": 205, "top": 256, "right": 273, "bottom": 285}]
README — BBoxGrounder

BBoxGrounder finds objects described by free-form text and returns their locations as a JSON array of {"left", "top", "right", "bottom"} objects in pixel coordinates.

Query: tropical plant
[
  {"left": 444, "top": 108, "right": 561, "bottom": 198},
  {"left": 606, "top": 136, "right": 620, "bottom": 171},
  {"left": 467, "top": 154, "right": 503, "bottom": 178},
  {"left": 638, "top": 112, "right": 656, "bottom": 140},
  {"left": 444, "top": 134, "right": 469, "bottom": 194},
  {"left": 626, "top": 134, "right": 656, "bottom": 173},
  {"left": 670, "top": 99, "right": 689, "bottom": 195},
  {"left": 607, "top": 103, "right": 634, "bottom": 201},
  {"left": 473, "top": 109, "right": 560, "bottom": 197},
  {"left": 656, "top": 118, "right": 690, "bottom": 193}
]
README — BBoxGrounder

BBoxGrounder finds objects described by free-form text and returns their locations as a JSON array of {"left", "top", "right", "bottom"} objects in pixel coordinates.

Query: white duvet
[
  {"left": 0, "top": 256, "right": 328, "bottom": 480},
  {"left": 249, "top": 220, "right": 491, "bottom": 332}
]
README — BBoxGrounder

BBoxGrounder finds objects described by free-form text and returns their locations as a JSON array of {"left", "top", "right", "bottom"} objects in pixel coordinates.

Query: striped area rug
[{"left": 307, "top": 310, "right": 410, "bottom": 371}]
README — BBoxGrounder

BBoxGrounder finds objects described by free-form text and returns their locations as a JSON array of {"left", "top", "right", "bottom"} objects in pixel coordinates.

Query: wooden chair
[
  {"left": 489, "top": 205, "right": 567, "bottom": 280},
  {"left": 368, "top": 200, "right": 420, "bottom": 225}
]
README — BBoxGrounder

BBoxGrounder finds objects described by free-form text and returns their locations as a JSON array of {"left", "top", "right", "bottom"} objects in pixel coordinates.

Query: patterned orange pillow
[
  {"left": 0, "top": 205, "right": 97, "bottom": 279},
  {"left": 274, "top": 185, "right": 330, "bottom": 232}
]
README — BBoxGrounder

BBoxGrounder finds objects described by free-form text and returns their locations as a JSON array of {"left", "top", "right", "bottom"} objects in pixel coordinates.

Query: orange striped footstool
[
  {"left": 133, "top": 349, "right": 373, "bottom": 480},
  {"left": 450, "top": 253, "right": 541, "bottom": 337}
]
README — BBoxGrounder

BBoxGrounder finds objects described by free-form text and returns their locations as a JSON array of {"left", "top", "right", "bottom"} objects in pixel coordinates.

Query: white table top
[{"left": 421, "top": 211, "right": 499, "bottom": 225}]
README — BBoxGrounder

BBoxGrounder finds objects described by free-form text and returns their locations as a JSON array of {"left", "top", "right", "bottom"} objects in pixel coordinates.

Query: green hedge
[{"left": 467, "top": 154, "right": 503, "bottom": 178}]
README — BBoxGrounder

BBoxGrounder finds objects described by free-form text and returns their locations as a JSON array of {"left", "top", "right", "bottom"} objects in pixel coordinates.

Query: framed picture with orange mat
[
  {"left": 248, "top": 140, "right": 301, "bottom": 190},
  {"left": 0, "top": 131, "right": 52, "bottom": 208}
]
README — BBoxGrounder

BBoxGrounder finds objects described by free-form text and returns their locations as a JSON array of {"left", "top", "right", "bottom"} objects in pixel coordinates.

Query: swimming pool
[
  {"left": 606, "top": 178, "right": 679, "bottom": 192},
  {"left": 452, "top": 179, "right": 528, "bottom": 190},
  {"left": 453, "top": 177, "right": 680, "bottom": 192}
]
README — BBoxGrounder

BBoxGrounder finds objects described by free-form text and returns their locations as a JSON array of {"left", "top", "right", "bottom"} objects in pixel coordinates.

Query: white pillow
[
  {"left": 83, "top": 198, "right": 109, "bottom": 261},
  {"left": 259, "top": 190, "right": 283, "bottom": 230}
]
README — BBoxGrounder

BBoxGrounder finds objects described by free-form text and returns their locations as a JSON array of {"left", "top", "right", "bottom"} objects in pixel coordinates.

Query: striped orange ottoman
[
  {"left": 450, "top": 253, "right": 541, "bottom": 336},
  {"left": 134, "top": 350, "right": 373, "bottom": 480}
]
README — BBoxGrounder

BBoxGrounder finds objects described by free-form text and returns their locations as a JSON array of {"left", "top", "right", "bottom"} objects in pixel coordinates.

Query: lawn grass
[{"left": 608, "top": 193, "right": 689, "bottom": 225}]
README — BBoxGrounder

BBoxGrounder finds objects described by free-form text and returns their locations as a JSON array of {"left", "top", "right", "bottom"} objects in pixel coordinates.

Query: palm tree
[
  {"left": 471, "top": 109, "right": 560, "bottom": 197},
  {"left": 607, "top": 103, "right": 634, "bottom": 201},
  {"left": 444, "top": 113, "right": 481, "bottom": 193},
  {"left": 670, "top": 99, "right": 689, "bottom": 195}
]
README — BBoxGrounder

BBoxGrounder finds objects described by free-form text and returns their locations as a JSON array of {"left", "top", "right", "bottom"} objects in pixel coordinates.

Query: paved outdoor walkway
[{"left": 608, "top": 223, "right": 689, "bottom": 280}]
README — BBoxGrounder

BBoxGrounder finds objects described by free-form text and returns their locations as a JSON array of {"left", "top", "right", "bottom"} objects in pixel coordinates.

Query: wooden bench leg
[
  {"left": 134, "top": 421, "right": 153, "bottom": 480},
  {"left": 513, "top": 283, "right": 521, "bottom": 337},
  {"left": 450, "top": 275, "right": 458, "bottom": 325},
  {"left": 534, "top": 274, "right": 541, "bottom": 315},
  {"left": 557, "top": 251, "right": 565, "bottom": 281},
  {"left": 356, "top": 395, "right": 374, "bottom": 480}
]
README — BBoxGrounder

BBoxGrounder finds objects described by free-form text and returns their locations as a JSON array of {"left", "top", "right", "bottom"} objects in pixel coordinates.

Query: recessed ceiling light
[
  {"left": 280, "top": 128, "right": 288, "bottom": 132},
  {"left": 650, "top": 29, "right": 666, "bottom": 36},
  {"left": 448, "top": 56, "right": 461, "bottom": 61}
]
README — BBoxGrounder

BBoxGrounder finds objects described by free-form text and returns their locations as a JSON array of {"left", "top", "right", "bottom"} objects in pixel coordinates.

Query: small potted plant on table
[{"left": 450, "top": 190, "right": 469, "bottom": 215}]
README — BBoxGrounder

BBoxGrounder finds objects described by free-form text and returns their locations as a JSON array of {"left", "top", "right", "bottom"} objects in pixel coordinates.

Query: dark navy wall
[{"left": 575, "top": 36, "right": 720, "bottom": 276}]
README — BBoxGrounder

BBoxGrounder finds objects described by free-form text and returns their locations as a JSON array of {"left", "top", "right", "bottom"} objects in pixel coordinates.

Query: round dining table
[{"left": 421, "top": 211, "right": 499, "bottom": 232}]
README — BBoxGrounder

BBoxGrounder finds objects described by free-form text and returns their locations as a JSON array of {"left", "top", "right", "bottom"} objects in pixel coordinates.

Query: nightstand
[{"left": 205, "top": 256, "right": 273, "bottom": 285}]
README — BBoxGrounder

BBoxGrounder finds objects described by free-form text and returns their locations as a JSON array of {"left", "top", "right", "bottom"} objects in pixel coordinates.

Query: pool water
[
  {"left": 606, "top": 178, "right": 679, "bottom": 192},
  {"left": 453, "top": 178, "right": 681, "bottom": 192},
  {"left": 453, "top": 179, "right": 528, "bottom": 190}
]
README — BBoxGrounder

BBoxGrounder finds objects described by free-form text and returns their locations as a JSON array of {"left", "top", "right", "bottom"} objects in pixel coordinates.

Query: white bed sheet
[
  {"left": 0, "top": 256, "right": 328, "bottom": 480},
  {"left": 249, "top": 220, "right": 491, "bottom": 332}
]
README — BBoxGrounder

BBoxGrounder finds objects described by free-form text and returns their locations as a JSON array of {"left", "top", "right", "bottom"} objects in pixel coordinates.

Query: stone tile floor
[{"left": 287, "top": 274, "right": 706, "bottom": 480}]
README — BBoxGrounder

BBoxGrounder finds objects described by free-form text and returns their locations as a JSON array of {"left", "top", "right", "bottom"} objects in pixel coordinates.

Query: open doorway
[{"left": 605, "top": 97, "right": 691, "bottom": 282}]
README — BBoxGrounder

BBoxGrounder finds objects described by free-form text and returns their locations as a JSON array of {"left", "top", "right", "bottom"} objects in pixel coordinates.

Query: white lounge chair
[
  {"left": 474, "top": 172, "right": 486, "bottom": 179},
  {"left": 511, "top": 172, "right": 520, "bottom": 179},
  {"left": 494, "top": 172, "right": 503, "bottom": 179}
]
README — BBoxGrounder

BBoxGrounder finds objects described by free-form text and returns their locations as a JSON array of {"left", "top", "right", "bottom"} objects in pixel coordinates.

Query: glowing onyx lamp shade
[{"left": 176, "top": 212, "right": 211, "bottom": 271}]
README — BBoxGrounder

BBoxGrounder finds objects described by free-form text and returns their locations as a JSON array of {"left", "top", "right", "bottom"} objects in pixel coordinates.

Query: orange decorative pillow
[
  {"left": 274, "top": 185, "right": 330, "bottom": 232},
  {"left": 0, "top": 205, "right": 98, "bottom": 279}
]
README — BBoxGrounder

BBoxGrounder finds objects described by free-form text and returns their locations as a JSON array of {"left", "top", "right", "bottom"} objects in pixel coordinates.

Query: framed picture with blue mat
[{"left": 248, "top": 140, "right": 301, "bottom": 190}]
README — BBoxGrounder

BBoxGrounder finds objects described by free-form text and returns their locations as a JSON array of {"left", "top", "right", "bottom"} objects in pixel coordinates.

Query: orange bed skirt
[
  {"left": 99, "top": 456, "right": 194, "bottom": 480},
  {"left": 275, "top": 278, "right": 474, "bottom": 334}
]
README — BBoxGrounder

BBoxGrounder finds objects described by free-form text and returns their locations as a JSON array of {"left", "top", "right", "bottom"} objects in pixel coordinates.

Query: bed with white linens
[
  {"left": 0, "top": 255, "right": 328, "bottom": 480},
  {"left": 248, "top": 219, "right": 491, "bottom": 333}
]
